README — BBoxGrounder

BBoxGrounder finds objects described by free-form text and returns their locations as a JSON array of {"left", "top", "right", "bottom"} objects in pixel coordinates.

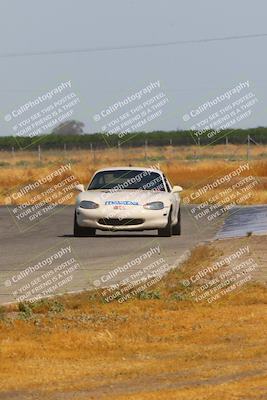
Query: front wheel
[
  {"left": 73, "top": 212, "right": 96, "bottom": 237},
  {"left": 158, "top": 211, "right": 172, "bottom": 237},
  {"left": 172, "top": 208, "right": 181, "bottom": 236}
]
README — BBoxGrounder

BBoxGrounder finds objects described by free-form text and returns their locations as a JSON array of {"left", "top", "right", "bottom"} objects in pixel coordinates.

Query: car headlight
[
  {"left": 143, "top": 201, "right": 164, "bottom": 210},
  {"left": 79, "top": 200, "right": 99, "bottom": 209}
]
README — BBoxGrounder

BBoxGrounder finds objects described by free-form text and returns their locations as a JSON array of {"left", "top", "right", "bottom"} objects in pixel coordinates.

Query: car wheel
[
  {"left": 158, "top": 210, "right": 172, "bottom": 237},
  {"left": 172, "top": 208, "right": 181, "bottom": 236},
  {"left": 73, "top": 212, "right": 96, "bottom": 237}
]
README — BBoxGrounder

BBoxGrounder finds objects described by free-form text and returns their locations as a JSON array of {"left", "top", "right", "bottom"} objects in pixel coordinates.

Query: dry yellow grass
[
  {"left": 0, "top": 238, "right": 267, "bottom": 399},
  {"left": 0, "top": 144, "right": 267, "bottom": 205}
]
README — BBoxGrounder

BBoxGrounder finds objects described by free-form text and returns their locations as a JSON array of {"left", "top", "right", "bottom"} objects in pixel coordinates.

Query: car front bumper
[{"left": 76, "top": 205, "right": 169, "bottom": 231}]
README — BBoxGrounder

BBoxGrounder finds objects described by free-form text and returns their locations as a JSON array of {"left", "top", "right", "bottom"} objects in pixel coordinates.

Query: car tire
[
  {"left": 172, "top": 208, "right": 181, "bottom": 236},
  {"left": 158, "top": 210, "right": 172, "bottom": 237},
  {"left": 73, "top": 212, "right": 96, "bottom": 237}
]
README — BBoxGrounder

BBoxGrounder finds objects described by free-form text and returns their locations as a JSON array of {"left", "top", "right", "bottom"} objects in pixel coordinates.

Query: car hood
[{"left": 76, "top": 189, "right": 172, "bottom": 207}]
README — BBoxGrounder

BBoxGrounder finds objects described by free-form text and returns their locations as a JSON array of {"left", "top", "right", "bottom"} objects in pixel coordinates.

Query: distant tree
[{"left": 52, "top": 120, "right": 84, "bottom": 135}]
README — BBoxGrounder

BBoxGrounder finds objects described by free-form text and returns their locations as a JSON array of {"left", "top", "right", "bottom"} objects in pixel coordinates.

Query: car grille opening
[{"left": 98, "top": 218, "right": 144, "bottom": 226}]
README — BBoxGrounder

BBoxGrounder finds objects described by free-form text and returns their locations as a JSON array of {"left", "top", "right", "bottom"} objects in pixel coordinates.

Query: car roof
[{"left": 93, "top": 167, "right": 163, "bottom": 174}]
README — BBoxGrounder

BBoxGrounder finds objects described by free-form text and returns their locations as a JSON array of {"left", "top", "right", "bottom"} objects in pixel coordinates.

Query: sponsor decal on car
[{"left": 105, "top": 200, "right": 139, "bottom": 206}]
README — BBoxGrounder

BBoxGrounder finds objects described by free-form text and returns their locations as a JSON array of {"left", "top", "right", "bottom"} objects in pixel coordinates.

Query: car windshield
[{"left": 88, "top": 170, "right": 165, "bottom": 191}]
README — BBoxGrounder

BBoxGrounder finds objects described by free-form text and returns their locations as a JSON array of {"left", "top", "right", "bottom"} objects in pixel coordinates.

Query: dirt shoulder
[
  {"left": 0, "top": 236, "right": 266, "bottom": 400},
  {"left": 212, "top": 235, "right": 267, "bottom": 284}
]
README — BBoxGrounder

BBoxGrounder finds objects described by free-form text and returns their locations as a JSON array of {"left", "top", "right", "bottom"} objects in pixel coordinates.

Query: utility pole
[
  {"left": 38, "top": 145, "right": 41, "bottom": 162},
  {"left": 196, "top": 137, "right": 200, "bottom": 161},
  {"left": 169, "top": 138, "right": 173, "bottom": 161},
  {"left": 247, "top": 134, "right": 250, "bottom": 161},
  {"left": 144, "top": 139, "right": 148, "bottom": 162},
  {"left": 90, "top": 143, "right": 96, "bottom": 163}
]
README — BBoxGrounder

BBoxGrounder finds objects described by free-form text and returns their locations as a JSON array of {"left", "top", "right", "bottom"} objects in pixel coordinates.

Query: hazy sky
[{"left": 0, "top": 0, "right": 266, "bottom": 136}]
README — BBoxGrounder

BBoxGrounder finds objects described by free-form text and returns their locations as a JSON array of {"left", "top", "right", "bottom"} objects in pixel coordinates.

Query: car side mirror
[
  {"left": 75, "top": 184, "right": 85, "bottom": 192},
  {"left": 172, "top": 185, "right": 183, "bottom": 193}
]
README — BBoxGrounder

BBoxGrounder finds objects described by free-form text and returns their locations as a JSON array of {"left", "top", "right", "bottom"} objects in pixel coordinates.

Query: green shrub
[
  {"left": 0, "top": 161, "right": 10, "bottom": 167},
  {"left": 18, "top": 302, "right": 33, "bottom": 319},
  {"left": 29, "top": 299, "right": 65, "bottom": 313},
  {"left": 0, "top": 305, "right": 6, "bottom": 320},
  {"left": 15, "top": 160, "right": 30, "bottom": 167},
  {"left": 171, "top": 292, "right": 186, "bottom": 301},
  {"left": 50, "top": 301, "right": 65, "bottom": 313},
  {"left": 137, "top": 290, "right": 161, "bottom": 300}
]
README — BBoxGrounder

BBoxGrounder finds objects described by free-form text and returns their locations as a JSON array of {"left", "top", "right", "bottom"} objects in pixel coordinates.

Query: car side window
[{"left": 163, "top": 175, "right": 171, "bottom": 192}]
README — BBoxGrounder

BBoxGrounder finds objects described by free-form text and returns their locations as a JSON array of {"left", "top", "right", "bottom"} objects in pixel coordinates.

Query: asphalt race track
[
  {"left": 0, "top": 206, "right": 267, "bottom": 303},
  {"left": 1, "top": 204, "right": 266, "bottom": 305},
  {"left": 0, "top": 204, "right": 225, "bottom": 304}
]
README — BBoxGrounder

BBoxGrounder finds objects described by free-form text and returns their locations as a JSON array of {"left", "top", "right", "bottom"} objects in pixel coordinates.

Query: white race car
[{"left": 74, "top": 167, "right": 183, "bottom": 237}]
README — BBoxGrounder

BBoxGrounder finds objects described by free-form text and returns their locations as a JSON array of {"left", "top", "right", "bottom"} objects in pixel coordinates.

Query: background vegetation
[{"left": 0, "top": 127, "right": 266, "bottom": 150}]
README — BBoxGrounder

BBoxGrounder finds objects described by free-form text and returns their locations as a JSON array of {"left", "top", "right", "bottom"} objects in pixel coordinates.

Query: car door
[{"left": 163, "top": 174, "right": 178, "bottom": 223}]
